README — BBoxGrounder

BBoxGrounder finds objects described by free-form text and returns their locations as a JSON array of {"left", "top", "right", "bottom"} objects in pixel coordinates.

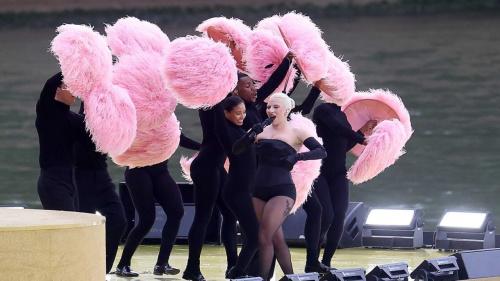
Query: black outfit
[
  {"left": 35, "top": 72, "right": 85, "bottom": 211},
  {"left": 117, "top": 133, "right": 201, "bottom": 271},
  {"left": 74, "top": 103, "right": 127, "bottom": 274},
  {"left": 312, "top": 103, "right": 365, "bottom": 267},
  {"left": 214, "top": 105, "right": 259, "bottom": 276},
  {"left": 184, "top": 104, "right": 237, "bottom": 279}
]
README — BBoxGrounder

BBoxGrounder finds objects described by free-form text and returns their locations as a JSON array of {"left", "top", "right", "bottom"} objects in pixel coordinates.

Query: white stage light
[
  {"left": 365, "top": 209, "right": 415, "bottom": 227},
  {"left": 438, "top": 212, "right": 487, "bottom": 229}
]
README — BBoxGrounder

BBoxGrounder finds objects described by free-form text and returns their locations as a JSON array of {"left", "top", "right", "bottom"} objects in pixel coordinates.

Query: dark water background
[{"left": 1, "top": 12, "right": 499, "bottom": 229}]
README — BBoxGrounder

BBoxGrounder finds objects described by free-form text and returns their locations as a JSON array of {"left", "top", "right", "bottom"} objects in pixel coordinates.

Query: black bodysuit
[{"left": 254, "top": 139, "right": 297, "bottom": 201}]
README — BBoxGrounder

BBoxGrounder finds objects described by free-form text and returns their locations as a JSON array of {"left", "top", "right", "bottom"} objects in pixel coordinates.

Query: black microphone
[{"left": 262, "top": 116, "right": 275, "bottom": 128}]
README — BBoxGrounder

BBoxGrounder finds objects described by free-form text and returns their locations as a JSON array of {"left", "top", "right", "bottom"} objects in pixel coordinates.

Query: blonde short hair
[{"left": 268, "top": 92, "right": 295, "bottom": 114}]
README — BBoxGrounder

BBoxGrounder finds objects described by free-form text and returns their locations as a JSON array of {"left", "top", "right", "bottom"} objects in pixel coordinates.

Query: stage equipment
[
  {"left": 366, "top": 262, "right": 409, "bottom": 281},
  {"left": 362, "top": 208, "right": 423, "bottom": 248},
  {"left": 279, "top": 272, "right": 320, "bottom": 281},
  {"left": 435, "top": 211, "right": 495, "bottom": 250},
  {"left": 320, "top": 268, "right": 366, "bottom": 281},
  {"left": 452, "top": 248, "right": 500, "bottom": 279},
  {"left": 409, "top": 256, "right": 459, "bottom": 281}
]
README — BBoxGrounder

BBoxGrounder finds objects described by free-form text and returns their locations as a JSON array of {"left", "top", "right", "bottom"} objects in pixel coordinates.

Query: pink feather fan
[
  {"left": 289, "top": 113, "right": 322, "bottom": 213},
  {"left": 180, "top": 153, "right": 230, "bottom": 183},
  {"left": 245, "top": 29, "right": 297, "bottom": 94},
  {"left": 112, "top": 53, "right": 177, "bottom": 130},
  {"left": 196, "top": 17, "right": 252, "bottom": 71},
  {"left": 163, "top": 36, "right": 238, "bottom": 109},
  {"left": 105, "top": 17, "right": 170, "bottom": 57},
  {"left": 317, "top": 52, "right": 356, "bottom": 106},
  {"left": 278, "top": 12, "right": 330, "bottom": 83},
  {"left": 51, "top": 24, "right": 137, "bottom": 157},
  {"left": 342, "top": 89, "right": 413, "bottom": 184},
  {"left": 254, "top": 15, "right": 282, "bottom": 36},
  {"left": 113, "top": 113, "right": 181, "bottom": 168}
]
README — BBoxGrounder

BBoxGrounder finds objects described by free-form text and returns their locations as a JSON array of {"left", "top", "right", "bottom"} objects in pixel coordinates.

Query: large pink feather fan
[
  {"left": 163, "top": 36, "right": 237, "bottom": 109},
  {"left": 317, "top": 52, "right": 356, "bottom": 106},
  {"left": 51, "top": 24, "right": 112, "bottom": 100},
  {"left": 196, "top": 17, "right": 252, "bottom": 71},
  {"left": 112, "top": 114, "right": 181, "bottom": 168},
  {"left": 180, "top": 153, "right": 230, "bottom": 184},
  {"left": 278, "top": 12, "right": 330, "bottom": 83},
  {"left": 254, "top": 15, "right": 282, "bottom": 36},
  {"left": 112, "top": 53, "right": 177, "bottom": 130},
  {"left": 289, "top": 113, "right": 322, "bottom": 213},
  {"left": 245, "top": 30, "right": 297, "bottom": 94},
  {"left": 347, "top": 119, "right": 407, "bottom": 184},
  {"left": 84, "top": 85, "right": 137, "bottom": 157},
  {"left": 342, "top": 89, "right": 413, "bottom": 157},
  {"left": 105, "top": 17, "right": 170, "bottom": 58}
]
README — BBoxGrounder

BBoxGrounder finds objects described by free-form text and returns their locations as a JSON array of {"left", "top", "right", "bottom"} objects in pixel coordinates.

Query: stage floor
[{"left": 105, "top": 245, "right": 494, "bottom": 281}]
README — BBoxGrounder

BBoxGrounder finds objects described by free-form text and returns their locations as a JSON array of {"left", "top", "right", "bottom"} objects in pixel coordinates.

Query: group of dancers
[{"left": 36, "top": 49, "right": 376, "bottom": 281}]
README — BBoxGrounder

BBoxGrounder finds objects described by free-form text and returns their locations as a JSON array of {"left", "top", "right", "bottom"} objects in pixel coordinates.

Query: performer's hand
[
  {"left": 360, "top": 120, "right": 377, "bottom": 135},
  {"left": 286, "top": 51, "right": 295, "bottom": 60},
  {"left": 251, "top": 123, "right": 264, "bottom": 134}
]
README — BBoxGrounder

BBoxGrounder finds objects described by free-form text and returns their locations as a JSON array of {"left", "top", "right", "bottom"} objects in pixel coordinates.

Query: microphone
[{"left": 262, "top": 116, "right": 275, "bottom": 128}]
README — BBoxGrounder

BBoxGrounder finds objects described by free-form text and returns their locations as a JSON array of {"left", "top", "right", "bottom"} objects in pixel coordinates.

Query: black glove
[{"left": 251, "top": 123, "right": 264, "bottom": 135}]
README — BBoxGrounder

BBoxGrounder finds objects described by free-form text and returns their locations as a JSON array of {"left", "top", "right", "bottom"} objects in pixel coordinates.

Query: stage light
[
  {"left": 410, "top": 256, "right": 459, "bottom": 281},
  {"left": 362, "top": 208, "right": 424, "bottom": 248},
  {"left": 320, "top": 268, "right": 366, "bottom": 281},
  {"left": 0, "top": 206, "right": 24, "bottom": 209},
  {"left": 366, "top": 262, "right": 409, "bottom": 281},
  {"left": 435, "top": 211, "right": 495, "bottom": 250},
  {"left": 279, "top": 272, "right": 320, "bottom": 281}
]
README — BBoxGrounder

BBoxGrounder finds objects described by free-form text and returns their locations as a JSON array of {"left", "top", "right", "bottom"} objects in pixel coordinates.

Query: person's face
[
  {"left": 266, "top": 98, "right": 287, "bottom": 124},
  {"left": 54, "top": 83, "right": 76, "bottom": 106},
  {"left": 224, "top": 102, "right": 246, "bottom": 126},
  {"left": 234, "top": 77, "right": 257, "bottom": 103}
]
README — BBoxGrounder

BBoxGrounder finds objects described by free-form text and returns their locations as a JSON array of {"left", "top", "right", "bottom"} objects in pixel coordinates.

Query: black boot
[
  {"left": 305, "top": 261, "right": 331, "bottom": 274},
  {"left": 115, "top": 265, "right": 139, "bottom": 277},
  {"left": 226, "top": 265, "right": 248, "bottom": 279},
  {"left": 154, "top": 263, "right": 181, "bottom": 275},
  {"left": 182, "top": 270, "right": 206, "bottom": 281}
]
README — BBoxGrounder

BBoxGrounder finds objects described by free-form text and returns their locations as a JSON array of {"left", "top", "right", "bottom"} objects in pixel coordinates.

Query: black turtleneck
[
  {"left": 312, "top": 103, "right": 365, "bottom": 175},
  {"left": 35, "top": 72, "right": 86, "bottom": 169}
]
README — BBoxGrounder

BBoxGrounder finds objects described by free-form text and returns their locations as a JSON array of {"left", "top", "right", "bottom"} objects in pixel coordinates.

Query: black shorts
[{"left": 253, "top": 184, "right": 296, "bottom": 202}]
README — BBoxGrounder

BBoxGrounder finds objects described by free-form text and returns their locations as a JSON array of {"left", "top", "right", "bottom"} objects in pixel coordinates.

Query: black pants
[
  {"left": 314, "top": 174, "right": 349, "bottom": 266},
  {"left": 37, "top": 167, "right": 77, "bottom": 211},
  {"left": 74, "top": 169, "right": 127, "bottom": 273},
  {"left": 186, "top": 166, "right": 237, "bottom": 274},
  {"left": 118, "top": 162, "right": 184, "bottom": 268},
  {"left": 302, "top": 190, "right": 323, "bottom": 267},
  {"left": 223, "top": 188, "right": 259, "bottom": 272}
]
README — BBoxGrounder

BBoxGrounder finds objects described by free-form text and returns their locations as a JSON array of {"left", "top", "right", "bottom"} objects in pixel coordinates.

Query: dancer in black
[
  {"left": 116, "top": 133, "right": 201, "bottom": 277},
  {"left": 74, "top": 102, "right": 127, "bottom": 274},
  {"left": 312, "top": 101, "right": 376, "bottom": 268},
  {"left": 216, "top": 96, "right": 275, "bottom": 278},
  {"left": 235, "top": 93, "right": 326, "bottom": 280},
  {"left": 36, "top": 72, "right": 84, "bottom": 211},
  {"left": 183, "top": 102, "right": 238, "bottom": 281}
]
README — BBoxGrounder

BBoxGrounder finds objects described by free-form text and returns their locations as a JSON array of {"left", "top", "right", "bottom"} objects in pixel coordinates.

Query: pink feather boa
[
  {"left": 278, "top": 12, "right": 330, "bottom": 83},
  {"left": 112, "top": 113, "right": 181, "bottom": 168},
  {"left": 51, "top": 24, "right": 137, "bottom": 157},
  {"left": 180, "top": 153, "right": 230, "bottom": 183},
  {"left": 342, "top": 89, "right": 413, "bottom": 184},
  {"left": 289, "top": 113, "right": 322, "bottom": 213},
  {"left": 196, "top": 17, "right": 252, "bottom": 71},
  {"left": 254, "top": 15, "right": 282, "bottom": 36},
  {"left": 318, "top": 52, "right": 356, "bottom": 106},
  {"left": 105, "top": 17, "right": 170, "bottom": 57},
  {"left": 112, "top": 53, "right": 177, "bottom": 130},
  {"left": 245, "top": 29, "right": 297, "bottom": 94},
  {"left": 163, "top": 36, "right": 238, "bottom": 109}
]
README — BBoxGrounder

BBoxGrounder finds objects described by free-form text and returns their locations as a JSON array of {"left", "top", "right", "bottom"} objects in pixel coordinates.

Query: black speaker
[
  {"left": 282, "top": 207, "right": 307, "bottom": 244},
  {"left": 409, "top": 256, "right": 459, "bottom": 281},
  {"left": 279, "top": 272, "right": 320, "bottom": 281},
  {"left": 320, "top": 268, "right": 366, "bottom": 281},
  {"left": 452, "top": 248, "right": 500, "bottom": 279},
  {"left": 366, "top": 262, "right": 409, "bottom": 281},
  {"left": 339, "top": 202, "right": 368, "bottom": 248}
]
